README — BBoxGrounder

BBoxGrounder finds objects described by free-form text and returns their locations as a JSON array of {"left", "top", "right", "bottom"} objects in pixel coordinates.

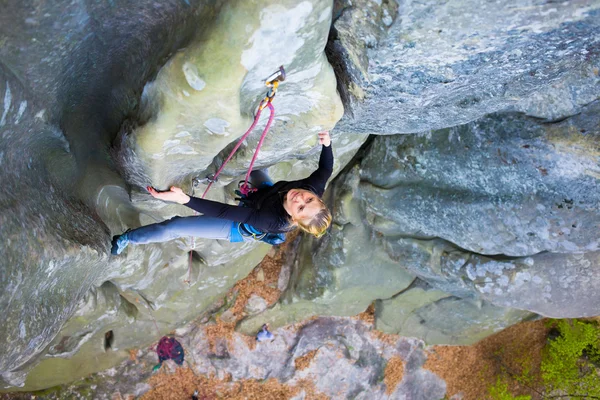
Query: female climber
[{"left": 111, "top": 131, "right": 333, "bottom": 255}]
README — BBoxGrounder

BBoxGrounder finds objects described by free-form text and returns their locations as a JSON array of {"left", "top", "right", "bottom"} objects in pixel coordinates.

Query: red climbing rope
[
  {"left": 241, "top": 102, "right": 275, "bottom": 194},
  {"left": 185, "top": 67, "right": 285, "bottom": 284},
  {"left": 199, "top": 99, "right": 275, "bottom": 199}
]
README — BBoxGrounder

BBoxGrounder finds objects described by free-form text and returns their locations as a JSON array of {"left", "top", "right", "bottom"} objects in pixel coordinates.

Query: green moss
[
  {"left": 488, "top": 319, "right": 600, "bottom": 399},
  {"left": 541, "top": 319, "right": 600, "bottom": 396},
  {"left": 488, "top": 378, "right": 531, "bottom": 400}
]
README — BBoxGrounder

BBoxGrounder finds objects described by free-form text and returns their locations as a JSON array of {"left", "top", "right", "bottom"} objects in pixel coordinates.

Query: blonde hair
[{"left": 294, "top": 197, "right": 332, "bottom": 238}]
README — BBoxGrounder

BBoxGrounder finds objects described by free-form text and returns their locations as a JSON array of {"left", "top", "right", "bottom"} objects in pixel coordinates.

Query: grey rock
[
  {"left": 2, "top": 0, "right": 600, "bottom": 392},
  {"left": 277, "top": 235, "right": 302, "bottom": 292},
  {"left": 26, "top": 317, "right": 447, "bottom": 399},
  {"left": 459, "top": 250, "right": 600, "bottom": 318},
  {"left": 396, "top": 367, "right": 447, "bottom": 400},
  {"left": 255, "top": 268, "right": 265, "bottom": 282},
  {"left": 244, "top": 295, "right": 268, "bottom": 316},
  {"left": 0, "top": 0, "right": 366, "bottom": 389},
  {"left": 360, "top": 103, "right": 600, "bottom": 256},
  {"left": 220, "top": 310, "right": 237, "bottom": 324},
  {"left": 375, "top": 284, "right": 533, "bottom": 345},
  {"left": 333, "top": 0, "right": 600, "bottom": 133},
  {"left": 382, "top": 237, "right": 600, "bottom": 318},
  {"left": 0, "top": 0, "right": 221, "bottom": 384}
]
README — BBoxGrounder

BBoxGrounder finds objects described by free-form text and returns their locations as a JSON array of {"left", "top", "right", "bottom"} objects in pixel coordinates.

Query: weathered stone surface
[
  {"left": 244, "top": 294, "right": 268, "bottom": 315},
  {"left": 381, "top": 236, "right": 600, "bottom": 318},
  {"left": 240, "top": 162, "right": 537, "bottom": 343},
  {"left": 0, "top": 0, "right": 225, "bottom": 386},
  {"left": 333, "top": 0, "right": 600, "bottom": 133},
  {"left": 360, "top": 102, "right": 600, "bottom": 256},
  {"left": 0, "top": 0, "right": 363, "bottom": 389},
  {"left": 0, "top": 39, "right": 113, "bottom": 389},
  {"left": 116, "top": 0, "right": 357, "bottom": 191},
  {"left": 13, "top": 317, "right": 446, "bottom": 399},
  {"left": 375, "top": 281, "right": 533, "bottom": 345},
  {"left": 454, "top": 249, "right": 600, "bottom": 318},
  {"left": 2, "top": 0, "right": 600, "bottom": 392}
]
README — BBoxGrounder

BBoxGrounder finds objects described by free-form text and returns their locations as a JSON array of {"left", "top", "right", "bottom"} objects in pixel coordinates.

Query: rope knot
[{"left": 239, "top": 182, "right": 257, "bottom": 196}]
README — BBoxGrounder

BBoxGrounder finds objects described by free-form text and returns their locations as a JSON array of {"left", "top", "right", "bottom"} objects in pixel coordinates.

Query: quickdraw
[
  {"left": 185, "top": 66, "right": 286, "bottom": 283},
  {"left": 201, "top": 65, "right": 285, "bottom": 197}
]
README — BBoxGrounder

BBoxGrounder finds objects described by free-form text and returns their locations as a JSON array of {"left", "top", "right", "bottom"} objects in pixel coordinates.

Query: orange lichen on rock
[
  {"left": 294, "top": 379, "right": 330, "bottom": 400},
  {"left": 294, "top": 349, "right": 318, "bottom": 371},
  {"left": 128, "top": 349, "right": 138, "bottom": 363},
  {"left": 384, "top": 356, "right": 405, "bottom": 395},
  {"left": 369, "top": 329, "right": 401, "bottom": 346},
  {"left": 230, "top": 231, "right": 298, "bottom": 318},
  {"left": 423, "top": 319, "right": 549, "bottom": 400},
  {"left": 141, "top": 366, "right": 328, "bottom": 400},
  {"left": 354, "top": 303, "right": 375, "bottom": 325},
  {"left": 204, "top": 317, "right": 236, "bottom": 353}
]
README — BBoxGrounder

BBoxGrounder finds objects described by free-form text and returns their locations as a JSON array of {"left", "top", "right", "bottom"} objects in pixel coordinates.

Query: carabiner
[
  {"left": 192, "top": 174, "right": 218, "bottom": 188},
  {"left": 257, "top": 66, "right": 285, "bottom": 110},
  {"left": 264, "top": 65, "right": 286, "bottom": 86}
]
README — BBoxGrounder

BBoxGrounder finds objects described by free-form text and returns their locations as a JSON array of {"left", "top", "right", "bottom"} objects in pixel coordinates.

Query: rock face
[
  {"left": 333, "top": 0, "right": 600, "bottom": 133},
  {"left": 375, "top": 282, "right": 533, "bottom": 345},
  {"left": 240, "top": 0, "right": 600, "bottom": 344},
  {"left": 26, "top": 318, "right": 447, "bottom": 400},
  {"left": 359, "top": 101, "right": 600, "bottom": 317},
  {"left": 254, "top": 102, "right": 600, "bottom": 342},
  {"left": 0, "top": 0, "right": 361, "bottom": 390},
  {"left": 239, "top": 164, "right": 537, "bottom": 344},
  {"left": 0, "top": 0, "right": 213, "bottom": 386},
  {"left": 360, "top": 105, "right": 600, "bottom": 256},
  {"left": 1, "top": 0, "right": 600, "bottom": 392}
]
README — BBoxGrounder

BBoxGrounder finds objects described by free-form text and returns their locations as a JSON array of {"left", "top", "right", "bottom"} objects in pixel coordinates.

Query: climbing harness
[
  {"left": 232, "top": 186, "right": 286, "bottom": 245},
  {"left": 185, "top": 66, "right": 286, "bottom": 283},
  {"left": 237, "top": 220, "right": 267, "bottom": 241}
]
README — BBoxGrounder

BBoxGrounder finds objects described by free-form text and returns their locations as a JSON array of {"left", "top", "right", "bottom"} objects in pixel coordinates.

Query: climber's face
[{"left": 283, "top": 189, "right": 321, "bottom": 223}]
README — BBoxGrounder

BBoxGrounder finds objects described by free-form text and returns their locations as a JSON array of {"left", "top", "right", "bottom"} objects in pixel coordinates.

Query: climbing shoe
[{"left": 111, "top": 232, "right": 130, "bottom": 255}]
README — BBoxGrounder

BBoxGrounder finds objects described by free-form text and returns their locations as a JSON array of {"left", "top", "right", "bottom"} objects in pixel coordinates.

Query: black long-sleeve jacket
[{"left": 184, "top": 144, "right": 333, "bottom": 233}]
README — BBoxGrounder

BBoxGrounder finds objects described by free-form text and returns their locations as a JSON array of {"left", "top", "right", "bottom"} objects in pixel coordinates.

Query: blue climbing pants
[
  {"left": 127, "top": 170, "right": 274, "bottom": 245},
  {"left": 127, "top": 215, "right": 233, "bottom": 244}
]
